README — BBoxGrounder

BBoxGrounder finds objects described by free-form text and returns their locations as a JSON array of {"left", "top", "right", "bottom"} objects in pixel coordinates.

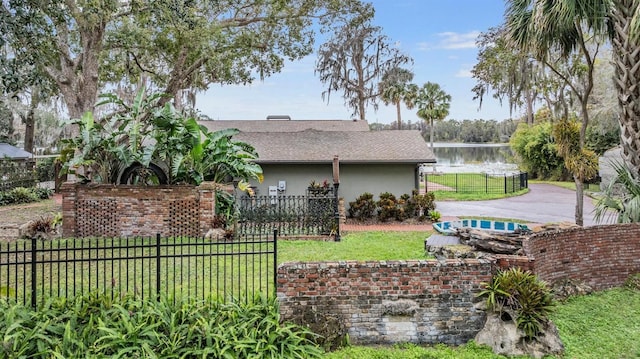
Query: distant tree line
[{"left": 370, "top": 118, "right": 520, "bottom": 143}]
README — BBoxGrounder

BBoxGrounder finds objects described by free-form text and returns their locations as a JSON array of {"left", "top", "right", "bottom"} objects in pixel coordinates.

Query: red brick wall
[
  {"left": 61, "top": 182, "right": 220, "bottom": 238},
  {"left": 524, "top": 224, "right": 640, "bottom": 290},
  {"left": 277, "top": 259, "right": 493, "bottom": 345}
]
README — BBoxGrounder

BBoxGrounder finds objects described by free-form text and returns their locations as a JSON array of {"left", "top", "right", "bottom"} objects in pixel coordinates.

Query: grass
[
  {"left": 433, "top": 188, "right": 529, "bottom": 201},
  {"left": 529, "top": 179, "right": 601, "bottom": 193},
  {"left": 325, "top": 287, "right": 640, "bottom": 358},
  {"left": 278, "top": 231, "right": 430, "bottom": 263},
  {"left": 551, "top": 288, "right": 640, "bottom": 359},
  {"left": 323, "top": 342, "right": 525, "bottom": 359}
]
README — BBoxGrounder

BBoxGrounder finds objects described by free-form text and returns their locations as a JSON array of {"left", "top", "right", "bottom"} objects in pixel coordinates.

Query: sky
[{"left": 195, "top": 0, "right": 514, "bottom": 124}]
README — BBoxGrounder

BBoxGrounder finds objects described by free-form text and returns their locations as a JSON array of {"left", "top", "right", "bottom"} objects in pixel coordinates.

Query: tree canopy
[
  {"left": 1, "top": 0, "right": 371, "bottom": 125},
  {"left": 316, "top": 18, "right": 411, "bottom": 120}
]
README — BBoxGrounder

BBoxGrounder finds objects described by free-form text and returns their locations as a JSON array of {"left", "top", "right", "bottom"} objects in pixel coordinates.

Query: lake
[{"left": 424, "top": 142, "right": 519, "bottom": 174}]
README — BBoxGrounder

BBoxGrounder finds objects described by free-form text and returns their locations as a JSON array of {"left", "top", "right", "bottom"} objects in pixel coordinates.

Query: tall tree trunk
[
  {"left": 574, "top": 178, "right": 584, "bottom": 226},
  {"left": 612, "top": 0, "right": 640, "bottom": 174},
  {"left": 23, "top": 97, "right": 36, "bottom": 154},
  {"left": 524, "top": 88, "right": 535, "bottom": 124},
  {"left": 358, "top": 96, "right": 366, "bottom": 121},
  {"left": 396, "top": 101, "right": 402, "bottom": 129}
]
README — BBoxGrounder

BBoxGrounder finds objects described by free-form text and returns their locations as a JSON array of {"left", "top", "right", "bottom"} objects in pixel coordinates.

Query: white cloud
[
  {"left": 416, "top": 42, "right": 431, "bottom": 51},
  {"left": 455, "top": 68, "right": 473, "bottom": 78},
  {"left": 437, "top": 31, "right": 480, "bottom": 50}
]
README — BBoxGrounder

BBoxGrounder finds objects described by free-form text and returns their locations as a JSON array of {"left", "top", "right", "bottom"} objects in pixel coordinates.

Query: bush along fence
[
  {"left": 424, "top": 172, "right": 528, "bottom": 194},
  {"left": 0, "top": 232, "right": 277, "bottom": 307}
]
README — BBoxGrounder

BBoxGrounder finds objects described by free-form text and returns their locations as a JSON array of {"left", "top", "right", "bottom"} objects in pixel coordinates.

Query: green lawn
[
  {"left": 278, "top": 231, "right": 430, "bottom": 263},
  {"left": 433, "top": 188, "right": 529, "bottom": 201}
]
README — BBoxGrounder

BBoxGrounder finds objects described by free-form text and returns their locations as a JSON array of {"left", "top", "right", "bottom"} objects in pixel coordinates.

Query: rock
[
  {"left": 552, "top": 278, "right": 593, "bottom": 301},
  {"left": 475, "top": 312, "right": 564, "bottom": 359},
  {"left": 204, "top": 228, "right": 226, "bottom": 240}
]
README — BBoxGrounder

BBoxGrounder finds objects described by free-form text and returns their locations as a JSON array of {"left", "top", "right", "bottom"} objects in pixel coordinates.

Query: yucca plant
[{"left": 478, "top": 268, "right": 555, "bottom": 339}]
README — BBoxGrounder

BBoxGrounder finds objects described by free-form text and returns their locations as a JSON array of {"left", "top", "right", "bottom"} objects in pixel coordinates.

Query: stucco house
[{"left": 199, "top": 119, "right": 436, "bottom": 208}]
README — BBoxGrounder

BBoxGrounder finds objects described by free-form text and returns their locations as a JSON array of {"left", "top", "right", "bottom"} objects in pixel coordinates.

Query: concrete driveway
[{"left": 435, "top": 183, "right": 602, "bottom": 226}]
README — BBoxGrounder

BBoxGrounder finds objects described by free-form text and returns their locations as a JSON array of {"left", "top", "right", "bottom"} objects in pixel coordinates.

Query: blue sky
[{"left": 196, "top": 0, "right": 513, "bottom": 124}]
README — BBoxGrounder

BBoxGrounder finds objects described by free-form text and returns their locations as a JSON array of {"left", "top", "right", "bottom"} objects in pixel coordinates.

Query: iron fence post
[
  {"left": 485, "top": 173, "right": 488, "bottom": 193},
  {"left": 30, "top": 236, "right": 37, "bottom": 308},
  {"left": 156, "top": 233, "right": 161, "bottom": 300},
  {"left": 504, "top": 175, "right": 507, "bottom": 194},
  {"left": 273, "top": 229, "right": 278, "bottom": 297},
  {"left": 333, "top": 182, "right": 341, "bottom": 242}
]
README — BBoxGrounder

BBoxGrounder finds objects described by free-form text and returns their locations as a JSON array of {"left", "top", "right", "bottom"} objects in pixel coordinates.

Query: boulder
[{"left": 475, "top": 312, "right": 564, "bottom": 359}]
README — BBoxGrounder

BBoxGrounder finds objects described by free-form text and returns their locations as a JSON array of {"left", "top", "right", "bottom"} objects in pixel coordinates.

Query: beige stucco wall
[{"left": 248, "top": 163, "right": 419, "bottom": 208}]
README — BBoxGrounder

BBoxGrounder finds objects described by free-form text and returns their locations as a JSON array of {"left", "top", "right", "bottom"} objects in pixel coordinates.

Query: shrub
[
  {"left": 23, "top": 215, "right": 58, "bottom": 239},
  {"left": 0, "top": 187, "right": 39, "bottom": 206},
  {"left": 624, "top": 273, "right": 640, "bottom": 291},
  {"left": 348, "top": 192, "right": 376, "bottom": 220},
  {"left": 377, "top": 192, "right": 400, "bottom": 222},
  {"left": 428, "top": 210, "right": 441, "bottom": 222},
  {"left": 478, "top": 268, "right": 555, "bottom": 339},
  {"left": 36, "top": 157, "right": 56, "bottom": 182},
  {"left": 33, "top": 187, "right": 53, "bottom": 200},
  {"left": 0, "top": 186, "right": 51, "bottom": 206},
  {"left": 408, "top": 190, "right": 436, "bottom": 218},
  {"left": 0, "top": 293, "right": 323, "bottom": 358}
]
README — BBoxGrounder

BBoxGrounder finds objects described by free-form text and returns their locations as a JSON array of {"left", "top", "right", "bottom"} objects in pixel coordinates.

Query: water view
[{"left": 424, "top": 142, "right": 519, "bottom": 174}]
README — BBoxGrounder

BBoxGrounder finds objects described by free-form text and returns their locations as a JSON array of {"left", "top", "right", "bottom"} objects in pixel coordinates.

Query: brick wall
[
  {"left": 524, "top": 223, "right": 640, "bottom": 290},
  {"left": 277, "top": 259, "right": 493, "bottom": 345},
  {"left": 61, "top": 182, "right": 224, "bottom": 238}
]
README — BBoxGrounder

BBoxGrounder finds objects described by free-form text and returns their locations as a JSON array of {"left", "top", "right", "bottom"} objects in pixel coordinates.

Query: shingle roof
[
  {"left": 199, "top": 119, "right": 370, "bottom": 133},
  {"left": 235, "top": 129, "right": 435, "bottom": 164},
  {"left": 0, "top": 143, "right": 33, "bottom": 159}
]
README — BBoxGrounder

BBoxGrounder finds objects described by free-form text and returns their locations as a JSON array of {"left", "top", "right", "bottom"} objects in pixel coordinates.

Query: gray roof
[
  {"left": 199, "top": 119, "right": 370, "bottom": 133},
  {"left": 0, "top": 143, "right": 33, "bottom": 159},
  {"left": 235, "top": 129, "right": 435, "bottom": 164}
]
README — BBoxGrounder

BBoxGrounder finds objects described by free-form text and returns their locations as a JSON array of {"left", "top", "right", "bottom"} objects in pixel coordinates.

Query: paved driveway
[{"left": 435, "top": 183, "right": 602, "bottom": 226}]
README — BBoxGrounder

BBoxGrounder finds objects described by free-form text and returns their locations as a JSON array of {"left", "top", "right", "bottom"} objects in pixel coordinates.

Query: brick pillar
[
  {"left": 198, "top": 182, "right": 235, "bottom": 236},
  {"left": 60, "top": 182, "right": 77, "bottom": 237},
  {"left": 198, "top": 182, "right": 217, "bottom": 236}
]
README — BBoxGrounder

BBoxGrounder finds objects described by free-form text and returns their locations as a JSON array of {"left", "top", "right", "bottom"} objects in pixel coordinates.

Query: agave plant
[{"left": 594, "top": 160, "right": 640, "bottom": 224}]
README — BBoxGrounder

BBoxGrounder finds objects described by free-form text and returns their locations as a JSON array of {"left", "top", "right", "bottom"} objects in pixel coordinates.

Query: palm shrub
[
  {"left": 594, "top": 160, "right": 640, "bottom": 224},
  {"left": 478, "top": 268, "right": 555, "bottom": 339}
]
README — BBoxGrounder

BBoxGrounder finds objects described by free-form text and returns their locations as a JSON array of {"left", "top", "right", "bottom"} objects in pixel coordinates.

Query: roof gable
[
  {"left": 0, "top": 143, "right": 33, "bottom": 159},
  {"left": 236, "top": 129, "right": 435, "bottom": 164},
  {"left": 199, "top": 119, "right": 370, "bottom": 133}
]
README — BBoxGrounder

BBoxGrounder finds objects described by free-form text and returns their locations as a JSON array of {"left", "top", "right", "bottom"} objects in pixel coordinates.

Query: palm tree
[
  {"left": 379, "top": 68, "right": 414, "bottom": 129},
  {"left": 594, "top": 160, "right": 640, "bottom": 224},
  {"left": 505, "top": 0, "right": 640, "bottom": 175},
  {"left": 415, "top": 82, "right": 451, "bottom": 150}
]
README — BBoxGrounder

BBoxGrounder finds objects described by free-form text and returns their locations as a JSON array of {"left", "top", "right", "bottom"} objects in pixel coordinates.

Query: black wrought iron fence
[
  {"left": 424, "top": 172, "right": 528, "bottom": 194},
  {"left": 237, "top": 194, "right": 337, "bottom": 237},
  {"left": 0, "top": 232, "right": 277, "bottom": 307}
]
